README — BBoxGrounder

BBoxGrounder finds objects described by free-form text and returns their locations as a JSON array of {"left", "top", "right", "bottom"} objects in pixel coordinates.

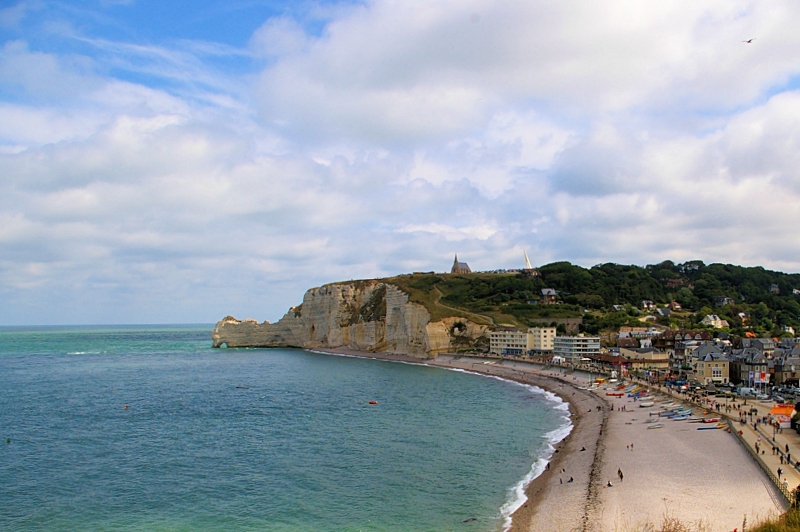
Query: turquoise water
[{"left": 0, "top": 326, "right": 569, "bottom": 531}]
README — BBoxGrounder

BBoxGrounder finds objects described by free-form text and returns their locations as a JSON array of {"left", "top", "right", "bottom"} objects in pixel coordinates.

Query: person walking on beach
[{"left": 618, "top": 468, "right": 623, "bottom": 482}]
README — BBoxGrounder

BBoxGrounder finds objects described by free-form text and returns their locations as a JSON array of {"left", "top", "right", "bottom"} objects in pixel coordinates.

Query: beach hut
[{"left": 769, "top": 404, "right": 796, "bottom": 429}]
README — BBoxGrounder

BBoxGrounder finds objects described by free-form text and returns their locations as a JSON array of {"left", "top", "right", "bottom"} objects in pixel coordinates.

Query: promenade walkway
[{"left": 635, "top": 378, "right": 800, "bottom": 506}]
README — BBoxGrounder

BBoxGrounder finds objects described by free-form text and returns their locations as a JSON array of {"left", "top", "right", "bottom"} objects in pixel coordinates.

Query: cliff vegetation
[{"left": 382, "top": 260, "right": 800, "bottom": 336}]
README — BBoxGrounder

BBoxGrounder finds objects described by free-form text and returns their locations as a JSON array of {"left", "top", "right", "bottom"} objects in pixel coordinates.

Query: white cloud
[
  {"left": 7, "top": 0, "right": 800, "bottom": 324},
  {"left": 253, "top": 0, "right": 800, "bottom": 147},
  {"left": 396, "top": 222, "right": 498, "bottom": 241}
]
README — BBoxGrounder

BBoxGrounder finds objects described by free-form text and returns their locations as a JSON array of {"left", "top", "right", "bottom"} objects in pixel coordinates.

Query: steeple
[{"left": 451, "top": 254, "right": 471, "bottom": 274}]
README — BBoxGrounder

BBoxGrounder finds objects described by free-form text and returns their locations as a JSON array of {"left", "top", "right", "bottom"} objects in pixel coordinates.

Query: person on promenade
[{"left": 778, "top": 467, "right": 783, "bottom": 480}]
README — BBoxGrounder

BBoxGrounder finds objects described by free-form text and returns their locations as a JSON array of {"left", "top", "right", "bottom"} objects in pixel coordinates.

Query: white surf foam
[{"left": 497, "top": 393, "right": 573, "bottom": 531}]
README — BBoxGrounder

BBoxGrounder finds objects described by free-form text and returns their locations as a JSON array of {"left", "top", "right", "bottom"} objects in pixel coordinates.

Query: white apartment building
[
  {"left": 490, "top": 328, "right": 528, "bottom": 355},
  {"left": 528, "top": 327, "right": 556, "bottom": 352},
  {"left": 553, "top": 335, "right": 601, "bottom": 363},
  {"left": 490, "top": 327, "right": 557, "bottom": 355}
]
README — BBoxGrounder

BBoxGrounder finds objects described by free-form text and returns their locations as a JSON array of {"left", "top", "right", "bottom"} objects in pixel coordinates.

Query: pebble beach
[{"left": 317, "top": 348, "right": 785, "bottom": 532}]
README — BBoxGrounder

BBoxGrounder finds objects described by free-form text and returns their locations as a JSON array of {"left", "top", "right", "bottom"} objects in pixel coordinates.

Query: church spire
[{"left": 451, "top": 253, "right": 471, "bottom": 274}]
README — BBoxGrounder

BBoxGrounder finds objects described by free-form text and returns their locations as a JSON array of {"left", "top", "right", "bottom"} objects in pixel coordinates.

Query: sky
[{"left": 2, "top": 0, "right": 800, "bottom": 325}]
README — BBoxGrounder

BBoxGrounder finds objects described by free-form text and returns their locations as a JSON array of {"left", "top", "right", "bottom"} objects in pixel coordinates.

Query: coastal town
[
  {"left": 452, "top": 253, "right": 800, "bottom": 401},
  {"left": 443, "top": 253, "right": 800, "bottom": 530},
  {"left": 213, "top": 254, "right": 800, "bottom": 530}
]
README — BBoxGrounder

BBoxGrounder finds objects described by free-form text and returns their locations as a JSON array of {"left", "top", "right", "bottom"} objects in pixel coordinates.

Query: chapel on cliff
[{"left": 451, "top": 254, "right": 472, "bottom": 274}]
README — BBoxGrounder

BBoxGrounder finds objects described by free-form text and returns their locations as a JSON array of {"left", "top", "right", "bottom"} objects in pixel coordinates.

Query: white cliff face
[{"left": 212, "top": 281, "right": 488, "bottom": 357}]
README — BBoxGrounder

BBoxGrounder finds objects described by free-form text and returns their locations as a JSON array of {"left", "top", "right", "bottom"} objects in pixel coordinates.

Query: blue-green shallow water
[{"left": 0, "top": 325, "right": 570, "bottom": 531}]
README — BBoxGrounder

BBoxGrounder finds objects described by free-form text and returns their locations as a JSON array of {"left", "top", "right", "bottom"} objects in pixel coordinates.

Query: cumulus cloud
[{"left": 5, "top": 0, "right": 800, "bottom": 324}]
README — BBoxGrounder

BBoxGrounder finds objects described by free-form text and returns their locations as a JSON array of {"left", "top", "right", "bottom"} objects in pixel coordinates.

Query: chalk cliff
[{"left": 212, "top": 280, "right": 488, "bottom": 357}]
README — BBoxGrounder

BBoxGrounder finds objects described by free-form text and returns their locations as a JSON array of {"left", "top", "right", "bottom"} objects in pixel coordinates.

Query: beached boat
[
  {"left": 639, "top": 401, "right": 655, "bottom": 407},
  {"left": 606, "top": 392, "right": 624, "bottom": 397},
  {"left": 647, "top": 423, "right": 664, "bottom": 429},
  {"left": 660, "top": 410, "right": 691, "bottom": 418},
  {"left": 702, "top": 417, "right": 721, "bottom": 423}
]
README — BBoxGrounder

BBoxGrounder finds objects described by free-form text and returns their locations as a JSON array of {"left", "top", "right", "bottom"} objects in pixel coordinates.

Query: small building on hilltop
[
  {"left": 701, "top": 314, "right": 729, "bottom": 329},
  {"left": 521, "top": 250, "right": 540, "bottom": 277},
  {"left": 540, "top": 288, "right": 558, "bottom": 304},
  {"left": 450, "top": 254, "right": 472, "bottom": 274}
]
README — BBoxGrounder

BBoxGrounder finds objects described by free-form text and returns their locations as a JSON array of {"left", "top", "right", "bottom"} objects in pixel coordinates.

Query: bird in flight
[{"left": 743, "top": 38, "right": 755, "bottom": 43}]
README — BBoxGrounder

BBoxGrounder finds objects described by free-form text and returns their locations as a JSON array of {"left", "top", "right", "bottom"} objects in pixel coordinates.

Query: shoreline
[
  {"left": 306, "top": 347, "right": 785, "bottom": 531},
  {"left": 311, "top": 347, "right": 607, "bottom": 532}
]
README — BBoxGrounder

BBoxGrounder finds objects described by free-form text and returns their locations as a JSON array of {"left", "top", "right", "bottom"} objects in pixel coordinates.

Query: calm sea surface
[{"left": 0, "top": 325, "right": 569, "bottom": 531}]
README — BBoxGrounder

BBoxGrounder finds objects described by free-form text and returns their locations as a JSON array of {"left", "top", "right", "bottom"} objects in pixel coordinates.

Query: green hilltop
[{"left": 380, "top": 260, "right": 800, "bottom": 336}]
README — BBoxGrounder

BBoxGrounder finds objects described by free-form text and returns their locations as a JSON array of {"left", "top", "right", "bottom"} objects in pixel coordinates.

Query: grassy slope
[{"left": 385, "top": 272, "right": 580, "bottom": 327}]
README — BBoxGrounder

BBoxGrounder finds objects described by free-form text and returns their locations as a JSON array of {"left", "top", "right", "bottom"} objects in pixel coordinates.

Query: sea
[{"left": 0, "top": 325, "right": 571, "bottom": 532}]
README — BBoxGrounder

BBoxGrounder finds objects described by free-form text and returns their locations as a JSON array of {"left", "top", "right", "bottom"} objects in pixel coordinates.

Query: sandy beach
[{"left": 314, "top": 348, "right": 784, "bottom": 531}]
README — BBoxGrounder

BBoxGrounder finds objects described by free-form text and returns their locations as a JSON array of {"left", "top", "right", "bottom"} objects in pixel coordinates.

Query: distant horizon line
[{"left": 0, "top": 323, "right": 216, "bottom": 329}]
